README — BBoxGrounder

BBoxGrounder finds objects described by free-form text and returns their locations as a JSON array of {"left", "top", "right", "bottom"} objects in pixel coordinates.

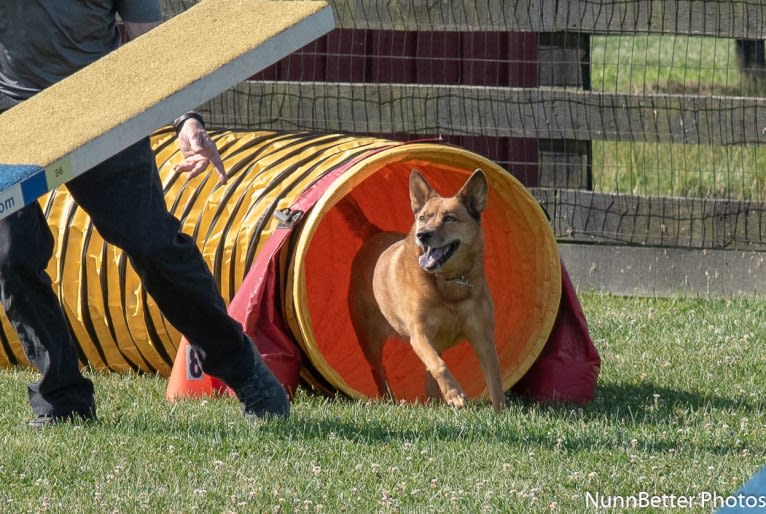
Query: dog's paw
[{"left": 443, "top": 388, "right": 467, "bottom": 409}]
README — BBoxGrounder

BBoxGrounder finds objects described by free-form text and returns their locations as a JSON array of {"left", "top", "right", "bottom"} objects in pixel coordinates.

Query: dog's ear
[
  {"left": 409, "top": 169, "right": 436, "bottom": 214},
  {"left": 457, "top": 169, "right": 489, "bottom": 219}
]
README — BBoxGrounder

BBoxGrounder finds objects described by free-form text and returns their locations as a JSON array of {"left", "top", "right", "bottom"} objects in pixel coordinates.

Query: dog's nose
[{"left": 416, "top": 231, "right": 432, "bottom": 245}]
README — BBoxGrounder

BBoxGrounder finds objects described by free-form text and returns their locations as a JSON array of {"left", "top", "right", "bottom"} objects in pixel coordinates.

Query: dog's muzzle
[{"left": 417, "top": 231, "right": 459, "bottom": 271}]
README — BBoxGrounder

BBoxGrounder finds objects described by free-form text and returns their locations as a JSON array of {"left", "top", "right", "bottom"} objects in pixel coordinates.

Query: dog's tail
[{"left": 335, "top": 195, "right": 381, "bottom": 241}]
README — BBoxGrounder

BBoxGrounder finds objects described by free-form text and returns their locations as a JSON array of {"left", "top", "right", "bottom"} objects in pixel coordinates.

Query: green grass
[
  {"left": 592, "top": 141, "right": 766, "bottom": 200},
  {"left": 591, "top": 35, "right": 741, "bottom": 95},
  {"left": 590, "top": 35, "right": 766, "bottom": 202},
  {"left": 0, "top": 292, "right": 765, "bottom": 512}
]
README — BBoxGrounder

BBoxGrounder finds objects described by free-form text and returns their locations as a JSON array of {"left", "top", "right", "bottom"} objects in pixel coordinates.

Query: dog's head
[{"left": 409, "top": 169, "right": 488, "bottom": 273}]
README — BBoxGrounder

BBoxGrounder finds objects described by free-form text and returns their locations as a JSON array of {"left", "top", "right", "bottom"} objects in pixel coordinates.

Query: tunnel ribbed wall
[{"left": 0, "top": 128, "right": 560, "bottom": 403}]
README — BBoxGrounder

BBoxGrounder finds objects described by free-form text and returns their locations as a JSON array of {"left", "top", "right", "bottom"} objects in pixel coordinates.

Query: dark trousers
[{"left": 0, "top": 137, "right": 255, "bottom": 416}]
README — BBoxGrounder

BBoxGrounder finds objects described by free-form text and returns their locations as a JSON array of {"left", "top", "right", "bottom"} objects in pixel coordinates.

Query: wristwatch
[{"left": 172, "top": 111, "right": 205, "bottom": 134}]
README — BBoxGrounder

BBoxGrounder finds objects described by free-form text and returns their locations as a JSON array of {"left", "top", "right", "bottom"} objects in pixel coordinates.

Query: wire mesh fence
[{"left": 161, "top": 0, "right": 766, "bottom": 251}]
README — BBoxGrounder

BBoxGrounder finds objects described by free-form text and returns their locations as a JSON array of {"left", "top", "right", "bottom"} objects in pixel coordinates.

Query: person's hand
[{"left": 173, "top": 119, "right": 227, "bottom": 184}]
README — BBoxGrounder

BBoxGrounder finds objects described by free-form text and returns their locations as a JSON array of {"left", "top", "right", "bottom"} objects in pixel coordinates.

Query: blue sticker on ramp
[
  {"left": 0, "top": 163, "right": 46, "bottom": 219},
  {"left": 0, "top": 163, "right": 44, "bottom": 191}
]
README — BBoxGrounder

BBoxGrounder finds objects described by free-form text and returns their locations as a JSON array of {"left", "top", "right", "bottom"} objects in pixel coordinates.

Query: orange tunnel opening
[{"left": 287, "top": 144, "right": 561, "bottom": 403}]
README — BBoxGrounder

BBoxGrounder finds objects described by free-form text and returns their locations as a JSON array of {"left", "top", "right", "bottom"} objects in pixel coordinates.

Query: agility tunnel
[{"left": 0, "top": 128, "right": 561, "bottom": 403}]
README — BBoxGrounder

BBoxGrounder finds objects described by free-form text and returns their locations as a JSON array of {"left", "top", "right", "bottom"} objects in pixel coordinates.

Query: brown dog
[{"left": 340, "top": 169, "right": 504, "bottom": 411}]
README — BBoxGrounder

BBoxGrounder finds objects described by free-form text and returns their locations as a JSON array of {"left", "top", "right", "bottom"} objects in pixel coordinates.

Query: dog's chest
[{"left": 420, "top": 294, "right": 481, "bottom": 348}]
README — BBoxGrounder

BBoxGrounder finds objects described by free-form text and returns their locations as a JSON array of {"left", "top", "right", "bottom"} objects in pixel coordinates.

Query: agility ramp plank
[{"left": 0, "top": 0, "right": 333, "bottom": 220}]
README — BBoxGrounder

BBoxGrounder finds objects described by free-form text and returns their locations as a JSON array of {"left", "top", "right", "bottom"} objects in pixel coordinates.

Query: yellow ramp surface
[{"left": 0, "top": 0, "right": 333, "bottom": 218}]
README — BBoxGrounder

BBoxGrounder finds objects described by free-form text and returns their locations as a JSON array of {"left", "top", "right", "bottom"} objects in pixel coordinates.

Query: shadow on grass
[
  {"left": 271, "top": 380, "right": 765, "bottom": 453},
  {"left": 586, "top": 381, "right": 766, "bottom": 417},
  {"left": 107, "top": 378, "right": 765, "bottom": 457}
]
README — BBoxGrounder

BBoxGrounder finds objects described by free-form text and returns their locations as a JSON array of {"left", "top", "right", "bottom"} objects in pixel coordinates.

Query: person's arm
[
  {"left": 121, "top": 20, "right": 227, "bottom": 184},
  {"left": 172, "top": 115, "right": 227, "bottom": 184},
  {"left": 122, "top": 21, "right": 161, "bottom": 41}
]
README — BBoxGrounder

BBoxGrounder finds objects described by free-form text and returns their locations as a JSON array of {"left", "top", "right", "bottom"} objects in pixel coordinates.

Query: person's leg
[
  {"left": 0, "top": 204, "right": 95, "bottom": 421},
  {"left": 66, "top": 138, "right": 288, "bottom": 417}
]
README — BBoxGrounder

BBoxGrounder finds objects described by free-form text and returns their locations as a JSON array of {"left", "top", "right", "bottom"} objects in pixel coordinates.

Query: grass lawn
[{"left": 0, "top": 292, "right": 764, "bottom": 513}]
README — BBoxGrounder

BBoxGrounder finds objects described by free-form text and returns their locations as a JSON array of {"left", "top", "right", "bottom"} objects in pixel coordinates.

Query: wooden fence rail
[
  {"left": 207, "top": 82, "right": 766, "bottom": 146},
  {"left": 308, "top": 0, "right": 766, "bottom": 38},
  {"left": 162, "top": 0, "right": 766, "bottom": 296},
  {"left": 163, "top": 0, "right": 766, "bottom": 36}
]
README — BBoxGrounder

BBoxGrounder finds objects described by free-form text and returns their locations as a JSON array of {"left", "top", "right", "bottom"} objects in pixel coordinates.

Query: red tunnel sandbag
[{"left": 512, "top": 261, "right": 601, "bottom": 403}]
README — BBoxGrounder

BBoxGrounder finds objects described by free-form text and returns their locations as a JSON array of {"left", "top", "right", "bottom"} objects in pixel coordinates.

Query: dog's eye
[
  {"left": 418, "top": 215, "right": 426, "bottom": 222},
  {"left": 444, "top": 214, "right": 457, "bottom": 222}
]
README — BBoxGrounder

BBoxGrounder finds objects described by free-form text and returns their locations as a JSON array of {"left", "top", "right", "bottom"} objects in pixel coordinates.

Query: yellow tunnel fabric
[{"left": 0, "top": 129, "right": 560, "bottom": 402}]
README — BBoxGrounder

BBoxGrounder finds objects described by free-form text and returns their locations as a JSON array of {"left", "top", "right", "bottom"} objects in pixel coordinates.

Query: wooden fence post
[{"left": 537, "top": 32, "right": 592, "bottom": 190}]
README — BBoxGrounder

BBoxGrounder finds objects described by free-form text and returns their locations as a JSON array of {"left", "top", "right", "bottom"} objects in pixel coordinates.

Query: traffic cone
[{"left": 165, "top": 337, "right": 231, "bottom": 400}]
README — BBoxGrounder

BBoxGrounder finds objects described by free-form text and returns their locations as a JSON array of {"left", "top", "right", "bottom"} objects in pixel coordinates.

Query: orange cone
[{"left": 165, "top": 337, "right": 231, "bottom": 400}]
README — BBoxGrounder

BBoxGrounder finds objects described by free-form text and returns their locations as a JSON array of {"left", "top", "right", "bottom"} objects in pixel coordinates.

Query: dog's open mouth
[{"left": 418, "top": 242, "right": 459, "bottom": 271}]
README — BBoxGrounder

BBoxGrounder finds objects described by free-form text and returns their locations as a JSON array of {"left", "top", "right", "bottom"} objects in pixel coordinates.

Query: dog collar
[{"left": 439, "top": 274, "right": 473, "bottom": 287}]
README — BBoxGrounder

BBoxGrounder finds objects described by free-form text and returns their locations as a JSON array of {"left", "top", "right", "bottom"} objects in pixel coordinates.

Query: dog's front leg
[
  {"left": 466, "top": 332, "right": 505, "bottom": 411},
  {"left": 410, "top": 333, "right": 466, "bottom": 408},
  {"left": 475, "top": 344, "right": 505, "bottom": 412}
]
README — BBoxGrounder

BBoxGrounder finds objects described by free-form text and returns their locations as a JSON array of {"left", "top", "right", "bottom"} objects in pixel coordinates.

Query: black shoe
[
  {"left": 27, "top": 410, "right": 96, "bottom": 428},
  {"left": 233, "top": 355, "right": 290, "bottom": 420}
]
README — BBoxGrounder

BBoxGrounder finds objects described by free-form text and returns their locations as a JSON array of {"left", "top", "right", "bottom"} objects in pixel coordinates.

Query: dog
[{"left": 339, "top": 169, "right": 504, "bottom": 411}]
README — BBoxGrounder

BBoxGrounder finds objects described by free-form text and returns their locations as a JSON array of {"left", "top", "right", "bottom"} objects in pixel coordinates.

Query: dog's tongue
[{"left": 419, "top": 246, "right": 445, "bottom": 270}]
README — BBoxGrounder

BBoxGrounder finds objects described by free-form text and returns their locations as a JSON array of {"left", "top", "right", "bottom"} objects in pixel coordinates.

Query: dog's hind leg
[
  {"left": 349, "top": 298, "right": 395, "bottom": 399},
  {"left": 359, "top": 334, "right": 394, "bottom": 399},
  {"left": 348, "top": 257, "right": 395, "bottom": 399},
  {"left": 424, "top": 372, "right": 441, "bottom": 403}
]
